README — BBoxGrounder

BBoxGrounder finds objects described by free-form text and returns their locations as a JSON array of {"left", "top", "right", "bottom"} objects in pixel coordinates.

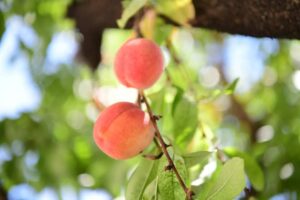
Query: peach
[
  {"left": 93, "top": 102, "right": 155, "bottom": 160},
  {"left": 114, "top": 38, "right": 164, "bottom": 89}
]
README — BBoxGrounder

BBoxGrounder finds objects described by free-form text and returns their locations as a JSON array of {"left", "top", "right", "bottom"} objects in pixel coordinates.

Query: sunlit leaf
[
  {"left": 194, "top": 160, "right": 223, "bottom": 199},
  {"left": 200, "top": 157, "right": 246, "bottom": 200},
  {"left": 172, "top": 94, "right": 198, "bottom": 144},
  {"left": 153, "top": 19, "right": 174, "bottom": 44},
  {"left": 149, "top": 88, "right": 166, "bottom": 115},
  {"left": 224, "top": 78, "right": 239, "bottom": 95},
  {"left": 167, "top": 67, "right": 187, "bottom": 90},
  {"left": 139, "top": 9, "right": 156, "bottom": 39},
  {"left": 153, "top": 0, "right": 195, "bottom": 25},
  {"left": 117, "top": 0, "right": 148, "bottom": 28},
  {"left": 143, "top": 178, "right": 158, "bottom": 200},
  {"left": 223, "top": 147, "right": 264, "bottom": 191}
]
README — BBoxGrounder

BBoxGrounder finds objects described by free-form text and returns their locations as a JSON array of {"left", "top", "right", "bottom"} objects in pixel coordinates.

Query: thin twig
[
  {"left": 92, "top": 94, "right": 106, "bottom": 111},
  {"left": 133, "top": 11, "right": 193, "bottom": 199},
  {"left": 140, "top": 91, "right": 194, "bottom": 200},
  {"left": 153, "top": 137, "right": 162, "bottom": 150},
  {"left": 137, "top": 92, "right": 162, "bottom": 150},
  {"left": 136, "top": 92, "right": 142, "bottom": 107},
  {"left": 143, "top": 152, "right": 164, "bottom": 160},
  {"left": 133, "top": 9, "right": 144, "bottom": 38}
]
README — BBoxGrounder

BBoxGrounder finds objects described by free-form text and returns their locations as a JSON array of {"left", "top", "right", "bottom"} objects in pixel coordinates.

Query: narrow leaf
[
  {"left": 154, "top": 0, "right": 195, "bottom": 25},
  {"left": 209, "top": 78, "right": 239, "bottom": 100},
  {"left": 171, "top": 87, "right": 184, "bottom": 116},
  {"left": 224, "top": 78, "right": 239, "bottom": 95},
  {"left": 143, "top": 178, "right": 158, "bottom": 200},
  {"left": 126, "top": 158, "right": 159, "bottom": 200},
  {"left": 117, "top": 0, "right": 148, "bottom": 28}
]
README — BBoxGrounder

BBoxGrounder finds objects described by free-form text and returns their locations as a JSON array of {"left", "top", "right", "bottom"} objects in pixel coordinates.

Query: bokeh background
[{"left": 1, "top": 0, "right": 300, "bottom": 200}]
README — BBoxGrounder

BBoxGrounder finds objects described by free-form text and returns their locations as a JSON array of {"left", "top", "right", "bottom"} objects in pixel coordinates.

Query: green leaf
[
  {"left": 209, "top": 78, "right": 239, "bottom": 100},
  {"left": 126, "top": 158, "right": 159, "bottom": 200},
  {"left": 157, "top": 150, "right": 187, "bottom": 200},
  {"left": 153, "top": 19, "right": 173, "bottom": 44},
  {"left": 143, "top": 178, "right": 158, "bottom": 200},
  {"left": 167, "top": 67, "right": 187, "bottom": 90},
  {"left": 172, "top": 95, "right": 198, "bottom": 144},
  {"left": 117, "top": 0, "right": 148, "bottom": 28},
  {"left": 171, "top": 87, "right": 184, "bottom": 115},
  {"left": 182, "top": 151, "right": 211, "bottom": 168},
  {"left": 224, "top": 78, "right": 239, "bottom": 95},
  {"left": 223, "top": 147, "right": 264, "bottom": 191},
  {"left": 148, "top": 88, "right": 166, "bottom": 115},
  {"left": 167, "top": 65, "right": 198, "bottom": 91},
  {"left": 153, "top": 0, "right": 195, "bottom": 25},
  {"left": 194, "top": 160, "right": 223, "bottom": 200},
  {"left": 202, "top": 157, "right": 246, "bottom": 200}
]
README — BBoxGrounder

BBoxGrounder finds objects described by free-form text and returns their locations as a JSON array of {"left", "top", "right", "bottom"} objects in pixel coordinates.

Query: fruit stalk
[{"left": 139, "top": 91, "right": 193, "bottom": 200}]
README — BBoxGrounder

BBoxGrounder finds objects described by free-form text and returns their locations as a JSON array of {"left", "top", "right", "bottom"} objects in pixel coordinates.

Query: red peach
[
  {"left": 93, "top": 102, "right": 155, "bottom": 160},
  {"left": 114, "top": 38, "right": 164, "bottom": 89}
]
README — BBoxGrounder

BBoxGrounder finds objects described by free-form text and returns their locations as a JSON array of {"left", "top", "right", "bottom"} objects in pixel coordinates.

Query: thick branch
[
  {"left": 67, "top": 0, "right": 123, "bottom": 70},
  {"left": 67, "top": 0, "right": 300, "bottom": 69},
  {"left": 191, "top": 0, "right": 300, "bottom": 39}
]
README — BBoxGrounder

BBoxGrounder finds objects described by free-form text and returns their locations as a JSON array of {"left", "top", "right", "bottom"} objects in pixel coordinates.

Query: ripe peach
[
  {"left": 114, "top": 38, "right": 164, "bottom": 89},
  {"left": 93, "top": 102, "right": 155, "bottom": 160}
]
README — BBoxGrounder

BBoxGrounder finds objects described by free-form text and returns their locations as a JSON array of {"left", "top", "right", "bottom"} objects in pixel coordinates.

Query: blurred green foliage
[{"left": 1, "top": 0, "right": 300, "bottom": 199}]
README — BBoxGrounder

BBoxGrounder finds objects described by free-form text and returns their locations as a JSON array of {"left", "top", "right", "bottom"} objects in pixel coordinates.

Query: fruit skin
[
  {"left": 114, "top": 38, "right": 164, "bottom": 89},
  {"left": 93, "top": 102, "right": 155, "bottom": 160}
]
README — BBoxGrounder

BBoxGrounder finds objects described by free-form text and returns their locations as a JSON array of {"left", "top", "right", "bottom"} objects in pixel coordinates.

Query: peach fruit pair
[{"left": 93, "top": 38, "right": 164, "bottom": 159}]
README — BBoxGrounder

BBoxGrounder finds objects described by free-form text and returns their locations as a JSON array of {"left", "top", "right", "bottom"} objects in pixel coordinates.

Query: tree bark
[
  {"left": 67, "top": 0, "right": 122, "bottom": 70},
  {"left": 67, "top": 0, "right": 300, "bottom": 69},
  {"left": 191, "top": 0, "right": 300, "bottom": 39}
]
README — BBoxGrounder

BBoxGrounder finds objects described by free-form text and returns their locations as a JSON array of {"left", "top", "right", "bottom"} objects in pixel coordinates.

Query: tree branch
[
  {"left": 191, "top": 0, "right": 300, "bottom": 39},
  {"left": 67, "top": 0, "right": 300, "bottom": 69},
  {"left": 139, "top": 91, "right": 194, "bottom": 200}
]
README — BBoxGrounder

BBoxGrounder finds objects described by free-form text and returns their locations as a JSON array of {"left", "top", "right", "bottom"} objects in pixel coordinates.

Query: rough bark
[
  {"left": 67, "top": 0, "right": 122, "bottom": 70},
  {"left": 191, "top": 0, "right": 300, "bottom": 39},
  {"left": 67, "top": 0, "right": 300, "bottom": 69}
]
